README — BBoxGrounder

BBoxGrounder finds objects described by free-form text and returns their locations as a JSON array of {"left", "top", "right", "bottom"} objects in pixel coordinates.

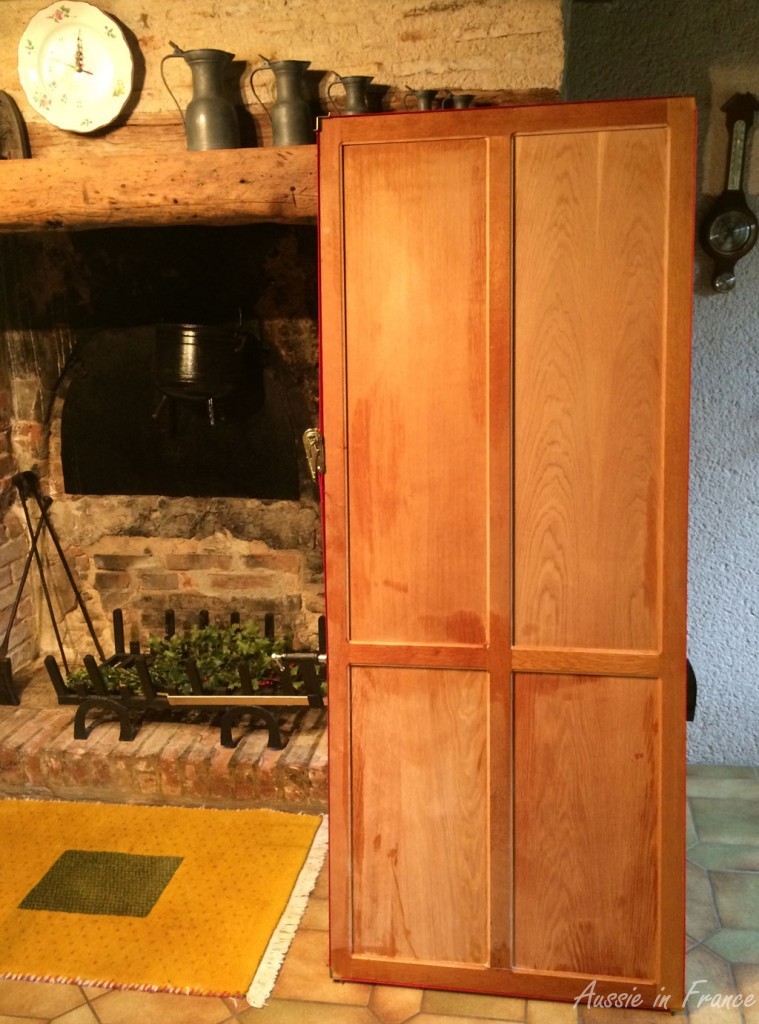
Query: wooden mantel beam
[{"left": 0, "top": 145, "right": 317, "bottom": 231}]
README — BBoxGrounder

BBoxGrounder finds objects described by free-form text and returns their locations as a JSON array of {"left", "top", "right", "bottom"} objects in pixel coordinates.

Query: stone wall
[{"left": 0, "top": 0, "right": 565, "bottom": 141}]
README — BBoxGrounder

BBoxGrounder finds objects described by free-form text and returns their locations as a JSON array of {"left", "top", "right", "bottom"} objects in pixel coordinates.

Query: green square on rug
[{"left": 19, "top": 849, "right": 184, "bottom": 918}]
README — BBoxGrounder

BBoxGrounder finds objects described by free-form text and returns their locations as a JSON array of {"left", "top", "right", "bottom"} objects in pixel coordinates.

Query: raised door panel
[
  {"left": 343, "top": 139, "right": 489, "bottom": 647},
  {"left": 350, "top": 666, "right": 489, "bottom": 964},
  {"left": 513, "top": 128, "right": 669, "bottom": 651},
  {"left": 513, "top": 673, "right": 660, "bottom": 979}
]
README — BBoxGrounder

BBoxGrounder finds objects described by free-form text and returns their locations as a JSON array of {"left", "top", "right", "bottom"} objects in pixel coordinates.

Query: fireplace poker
[
  {"left": 16, "top": 473, "right": 106, "bottom": 663},
  {"left": 0, "top": 489, "right": 48, "bottom": 659},
  {"left": 14, "top": 474, "right": 71, "bottom": 673},
  {"left": 11, "top": 473, "right": 106, "bottom": 667}
]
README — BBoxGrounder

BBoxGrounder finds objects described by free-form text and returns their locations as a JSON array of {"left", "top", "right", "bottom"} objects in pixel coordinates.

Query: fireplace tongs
[{"left": 0, "top": 472, "right": 105, "bottom": 704}]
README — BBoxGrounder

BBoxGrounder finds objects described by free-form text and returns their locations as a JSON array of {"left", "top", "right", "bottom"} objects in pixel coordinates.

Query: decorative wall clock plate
[{"left": 17, "top": 1, "right": 134, "bottom": 134}]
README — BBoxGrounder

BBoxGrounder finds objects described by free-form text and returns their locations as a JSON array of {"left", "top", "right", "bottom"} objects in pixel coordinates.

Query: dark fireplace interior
[
  {"left": 55, "top": 225, "right": 314, "bottom": 499},
  {"left": 0, "top": 222, "right": 323, "bottom": 660}
]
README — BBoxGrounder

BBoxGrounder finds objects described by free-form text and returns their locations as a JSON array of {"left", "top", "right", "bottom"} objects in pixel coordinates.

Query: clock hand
[
  {"left": 74, "top": 30, "right": 84, "bottom": 71},
  {"left": 72, "top": 30, "right": 95, "bottom": 74},
  {"left": 52, "top": 57, "right": 94, "bottom": 75}
]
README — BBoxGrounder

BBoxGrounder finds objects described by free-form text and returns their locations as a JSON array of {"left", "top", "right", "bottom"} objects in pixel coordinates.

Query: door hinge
[{"left": 303, "top": 428, "right": 326, "bottom": 481}]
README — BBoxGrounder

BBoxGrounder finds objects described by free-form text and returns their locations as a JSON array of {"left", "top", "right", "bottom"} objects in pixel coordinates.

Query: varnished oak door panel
[
  {"left": 351, "top": 667, "right": 489, "bottom": 964},
  {"left": 343, "top": 139, "right": 489, "bottom": 647},
  {"left": 513, "top": 673, "right": 660, "bottom": 979},
  {"left": 513, "top": 128, "right": 667, "bottom": 652}
]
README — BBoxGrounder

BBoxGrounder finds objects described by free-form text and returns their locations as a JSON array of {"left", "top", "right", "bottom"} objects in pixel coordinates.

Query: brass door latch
[{"left": 303, "top": 428, "right": 325, "bottom": 481}]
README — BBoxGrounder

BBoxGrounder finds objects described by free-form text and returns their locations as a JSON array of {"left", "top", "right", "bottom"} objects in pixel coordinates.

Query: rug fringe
[
  {"left": 0, "top": 969, "right": 242, "bottom": 999},
  {"left": 246, "top": 814, "right": 328, "bottom": 1008}
]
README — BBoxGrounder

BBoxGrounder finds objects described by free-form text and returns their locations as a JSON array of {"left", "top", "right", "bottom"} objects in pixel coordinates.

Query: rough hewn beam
[{"left": 0, "top": 146, "right": 317, "bottom": 231}]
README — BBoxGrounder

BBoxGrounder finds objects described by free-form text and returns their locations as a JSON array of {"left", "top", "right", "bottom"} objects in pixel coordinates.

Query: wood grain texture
[
  {"left": 351, "top": 666, "right": 489, "bottom": 964},
  {"left": 0, "top": 145, "right": 316, "bottom": 231},
  {"left": 513, "top": 128, "right": 668, "bottom": 651},
  {"left": 343, "top": 138, "right": 489, "bottom": 646},
  {"left": 513, "top": 673, "right": 660, "bottom": 979}
]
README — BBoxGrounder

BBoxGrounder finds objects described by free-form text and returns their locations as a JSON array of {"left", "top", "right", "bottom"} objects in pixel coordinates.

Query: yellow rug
[{"left": 0, "top": 799, "right": 326, "bottom": 1003}]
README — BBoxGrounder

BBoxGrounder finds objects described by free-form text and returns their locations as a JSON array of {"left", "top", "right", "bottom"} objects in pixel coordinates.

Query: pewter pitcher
[
  {"left": 328, "top": 75, "right": 373, "bottom": 115},
  {"left": 250, "top": 58, "right": 312, "bottom": 146},
  {"left": 161, "top": 42, "right": 240, "bottom": 151},
  {"left": 404, "top": 87, "right": 451, "bottom": 111}
]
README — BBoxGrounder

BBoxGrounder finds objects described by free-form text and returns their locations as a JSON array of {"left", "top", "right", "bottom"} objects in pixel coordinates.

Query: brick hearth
[{"left": 0, "top": 664, "right": 326, "bottom": 811}]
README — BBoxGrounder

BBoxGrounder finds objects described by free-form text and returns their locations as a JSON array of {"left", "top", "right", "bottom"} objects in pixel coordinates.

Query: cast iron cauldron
[{"left": 153, "top": 323, "right": 249, "bottom": 402}]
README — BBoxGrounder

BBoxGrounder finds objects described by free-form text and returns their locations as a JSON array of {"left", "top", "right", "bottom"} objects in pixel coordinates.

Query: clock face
[
  {"left": 708, "top": 209, "right": 754, "bottom": 254},
  {"left": 18, "top": 2, "right": 134, "bottom": 133}
]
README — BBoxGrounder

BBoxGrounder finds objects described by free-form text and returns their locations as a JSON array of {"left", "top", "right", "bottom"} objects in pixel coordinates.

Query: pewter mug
[
  {"left": 403, "top": 87, "right": 450, "bottom": 111},
  {"left": 450, "top": 93, "right": 476, "bottom": 109},
  {"left": 250, "top": 57, "right": 313, "bottom": 146},
  {"left": 161, "top": 42, "right": 240, "bottom": 151},
  {"left": 328, "top": 75, "right": 373, "bottom": 115}
]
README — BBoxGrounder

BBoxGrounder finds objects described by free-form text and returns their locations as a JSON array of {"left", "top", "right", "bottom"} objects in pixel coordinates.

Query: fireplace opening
[
  {"left": 1, "top": 219, "right": 323, "bottom": 668},
  {"left": 60, "top": 326, "right": 300, "bottom": 499},
  {"left": 27, "top": 221, "right": 320, "bottom": 501}
]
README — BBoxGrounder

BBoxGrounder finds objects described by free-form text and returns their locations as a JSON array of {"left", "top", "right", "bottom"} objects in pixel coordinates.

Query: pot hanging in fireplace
[{"left": 153, "top": 322, "right": 252, "bottom": 425}]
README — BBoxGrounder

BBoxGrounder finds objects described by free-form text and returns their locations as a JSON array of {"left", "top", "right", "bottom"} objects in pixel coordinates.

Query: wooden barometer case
[
  {"left": 700, "top": 92, "right": 759, "bottom": 291},
  {"left": 318, "top": 97, "right": 695, "bottom": 1010}
]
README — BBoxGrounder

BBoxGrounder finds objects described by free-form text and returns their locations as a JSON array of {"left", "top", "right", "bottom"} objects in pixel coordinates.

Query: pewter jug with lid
[
  {"left": 250, "top": 57, "right": 313, "bottom": 146},
  {"left": 161, "top": 41, "right": 240, "bottom": 151}
]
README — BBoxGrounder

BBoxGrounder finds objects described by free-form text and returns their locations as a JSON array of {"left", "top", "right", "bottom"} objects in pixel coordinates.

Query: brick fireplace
[{"left": 0, "top": 225, "right": 322, "bottom": 671}]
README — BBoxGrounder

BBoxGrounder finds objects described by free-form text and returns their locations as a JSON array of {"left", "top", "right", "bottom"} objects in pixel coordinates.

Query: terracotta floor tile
[
  {"left": 413, "top": 1015, "right": 521, "bottom": 1024},
  {"left": 580, "top": 1009, "right": 685, "bottom": 1023},
  {"left": 53, "top": 1004, "right": 101, "bottom": 1024},
  {"left": 526, "top": 1000, "right": 578, "bottom": 1023},
  {"left": 273, "top": 930, "right": 370, "bottom": 1006},
  {"left": 369, "top": 984, "right": 423, "bottom": 1023},
  {"left": 0, "top": 979, "right": 85, "bottom": 1018},
  {"left": 421, "top": 989, "right": 526, "bottom": 1020},
  {"left": 0, "top": 1015, "right": 45, "bottom": 1024},
  {"left": 311, "top": 864, "right": 329, "bottom": 900},
  {"left": 90, "top": 988, "right": 233, "bottom": 1024},
  {"left": 300, "top": 896, "right": 329, "bottom": 931},
  {"left": 238, "top": 999, "right": 378, "bottom": 1023}
]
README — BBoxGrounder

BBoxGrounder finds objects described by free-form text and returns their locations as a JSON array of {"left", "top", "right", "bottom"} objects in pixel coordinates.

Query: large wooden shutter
[{"left": 319, "top": 97, "right": 694, "bottom": 1009}]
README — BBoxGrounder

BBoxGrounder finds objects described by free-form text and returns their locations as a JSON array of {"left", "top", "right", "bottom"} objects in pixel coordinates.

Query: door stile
[
  {"left": 487, "top": 134, "right": 515, "bottom": 970},
  {"left": 656, "top": 97, "right": 696, "bottom": 1006},
  {"left": 318, "top": 119, "right": 352, "bottom": 975}
]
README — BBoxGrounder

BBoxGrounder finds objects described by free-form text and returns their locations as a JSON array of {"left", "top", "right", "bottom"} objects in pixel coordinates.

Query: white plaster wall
[{"left": 567, "top": 0, "right": 759, "bottom": 765}]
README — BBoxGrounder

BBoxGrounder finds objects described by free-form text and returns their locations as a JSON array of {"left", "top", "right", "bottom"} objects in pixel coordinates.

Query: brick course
[{"left": 0, "top": 701, "right": 326, "bottom": 811}]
